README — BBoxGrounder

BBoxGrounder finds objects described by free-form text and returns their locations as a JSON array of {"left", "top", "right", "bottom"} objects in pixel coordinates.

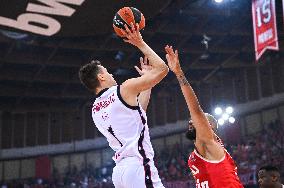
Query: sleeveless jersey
[
  {"left": 188, "top": 144, "right": 244, "bottom": 188},
  {"left": 91, "top": 85, "right": 154, "bottom": 164}
]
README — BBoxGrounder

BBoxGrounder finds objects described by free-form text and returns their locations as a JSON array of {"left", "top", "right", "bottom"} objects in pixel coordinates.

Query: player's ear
[
  {"left": 97, "top": 72, "right": 105, "bottom": 81},
  {"left": 271, "top": 174, "right": 278, "bottom": 182}
]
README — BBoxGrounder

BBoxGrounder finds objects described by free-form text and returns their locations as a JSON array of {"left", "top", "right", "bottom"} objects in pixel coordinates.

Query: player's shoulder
[
  {"left": 188, "top": 149, "right": 201, "bottom": 162},
  {"left": 120, "top": 76, "right": 147, "bottom": 95}
]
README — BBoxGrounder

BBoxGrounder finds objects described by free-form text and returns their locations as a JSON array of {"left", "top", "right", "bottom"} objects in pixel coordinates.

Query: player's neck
[
  {"left": 95, "top": 86, "right": 110, "bottom": 95},
  {"left": 95, "top": 80, "right": 117, "bottom": 95}
]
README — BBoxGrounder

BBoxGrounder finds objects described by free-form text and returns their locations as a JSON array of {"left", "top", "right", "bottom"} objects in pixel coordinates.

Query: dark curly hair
[{"left": 259, "top": 165, "right": 279, "bottom": 172}]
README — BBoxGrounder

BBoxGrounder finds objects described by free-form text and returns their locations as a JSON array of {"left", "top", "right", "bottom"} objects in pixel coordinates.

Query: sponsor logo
[
  {"left": 92, "top": 93, "right": 115, "bottom": 113},
  {"left": 0, "top": 0, "right": 86, "bottom": 36}
]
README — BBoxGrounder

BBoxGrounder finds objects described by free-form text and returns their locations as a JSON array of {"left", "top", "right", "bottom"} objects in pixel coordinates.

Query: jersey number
[
  {"left": 190, "top": 165, "right": 200, "bottom": 175},
  {"left": 196, "top": 179, "right": 209, "bottom": 188},
  {"left": 256, "top": 0, "right": 271, "bottom": 27}
]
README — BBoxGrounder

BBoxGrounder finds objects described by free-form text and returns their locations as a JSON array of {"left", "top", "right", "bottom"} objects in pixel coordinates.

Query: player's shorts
[{"left": 112, "top": 156, "right": 165, "bottom": 188}]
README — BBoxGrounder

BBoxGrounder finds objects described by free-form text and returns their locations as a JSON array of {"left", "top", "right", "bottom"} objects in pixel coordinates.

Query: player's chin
[
  {"left": 185, "top": 129, "right": 196, "bottom": 141},
  {"left": 258, "top": 183, "right": 264, "bottom": 188}
]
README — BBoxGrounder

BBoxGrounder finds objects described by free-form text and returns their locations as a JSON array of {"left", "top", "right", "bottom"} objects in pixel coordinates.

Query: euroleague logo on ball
[{"left": 113, "top": 7, "right": 145, "bottom": 37}]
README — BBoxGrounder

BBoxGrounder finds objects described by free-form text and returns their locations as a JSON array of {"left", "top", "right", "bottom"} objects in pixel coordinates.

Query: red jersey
[{"left": 188, "top": 149, "right": 244, "bottom": 188}]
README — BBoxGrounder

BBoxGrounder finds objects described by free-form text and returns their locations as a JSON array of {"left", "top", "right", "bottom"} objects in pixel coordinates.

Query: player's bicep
[
  {"left": 120, "top": 68, "right": 166, "bottom": 106},
  {"left": 120, "top": 76, "right": 153, "bottom": 107},
  {"left": 122, "top": 72, "right": 161, "bottom": 94},
  {"left": 192, "top": 114, "right": 215, "bottom": 142}
]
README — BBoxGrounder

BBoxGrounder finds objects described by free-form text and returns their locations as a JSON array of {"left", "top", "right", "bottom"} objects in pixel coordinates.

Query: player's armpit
[
  {"left": 138, "top": 89, "right": 151, "bottom": 111},
  {"left": 196, "top": 139, "right": 225, "bottom": 161},
  {"left": 206, "top": 140, "right": 225, "bottom": 161}
]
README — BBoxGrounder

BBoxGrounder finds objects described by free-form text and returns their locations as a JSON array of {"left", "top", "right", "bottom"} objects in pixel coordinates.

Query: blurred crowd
[{"left": 156, "top": 120, "right": 283, "bottom": 185}]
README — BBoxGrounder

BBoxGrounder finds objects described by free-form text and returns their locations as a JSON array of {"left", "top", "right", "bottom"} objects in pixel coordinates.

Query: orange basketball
[{"left": 113, "top": 7, "right": 145, "bottom": 37}]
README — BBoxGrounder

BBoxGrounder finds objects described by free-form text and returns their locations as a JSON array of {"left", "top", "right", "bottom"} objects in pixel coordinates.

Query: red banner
[
  {"left": 252, "top": 0, "right": 278, "bottom": 61},
  {"left": 35, "top": 155, "right": 51, "bottom": 180}
]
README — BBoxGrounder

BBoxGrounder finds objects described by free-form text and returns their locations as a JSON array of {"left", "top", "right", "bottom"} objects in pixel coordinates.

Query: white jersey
[{"left": 91, "top": 85, "right": 154, "bottom": 164}]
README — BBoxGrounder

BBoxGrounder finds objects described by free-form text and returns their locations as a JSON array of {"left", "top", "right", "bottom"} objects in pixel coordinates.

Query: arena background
[{"left": 0, "top": 0, "right": 283, "bottom": 187}]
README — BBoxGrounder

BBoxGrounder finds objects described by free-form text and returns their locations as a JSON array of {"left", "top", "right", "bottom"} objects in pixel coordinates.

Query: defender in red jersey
[{"left": 165, "top": 46, "right": 244, "bottom": 188}]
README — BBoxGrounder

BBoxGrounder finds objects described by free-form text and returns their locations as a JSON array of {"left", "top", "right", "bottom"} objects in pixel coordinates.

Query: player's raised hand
[
  {"left": 120, "top": 23, "right": 144, "bottom": 48},
  {"left": 135, "top": 56, "right": 152, "bottom": 76},
  {"left": 165, "top": 45, "right": 183, "bottom": 75}
]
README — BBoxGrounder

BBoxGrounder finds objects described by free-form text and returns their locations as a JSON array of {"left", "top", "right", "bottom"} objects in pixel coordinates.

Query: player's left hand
[
  {"left": 165, "top": 45, "right": 183, "bottom": 75},
  {"left": 135, "top": 56, "right": 152, "bottom": 76}
]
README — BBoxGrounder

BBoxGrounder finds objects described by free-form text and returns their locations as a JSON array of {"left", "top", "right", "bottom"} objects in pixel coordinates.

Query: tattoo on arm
[{"left": 177, "top": 74, "right": 190, "bottom": 86}]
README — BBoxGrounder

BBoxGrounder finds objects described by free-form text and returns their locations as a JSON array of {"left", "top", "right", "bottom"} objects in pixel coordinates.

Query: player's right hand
[
  {"left": 165, "top": 45, "right": 183, "bottom": 75},
  {"left": 120, "top": 23, "right": 144, "bottom": 48}
]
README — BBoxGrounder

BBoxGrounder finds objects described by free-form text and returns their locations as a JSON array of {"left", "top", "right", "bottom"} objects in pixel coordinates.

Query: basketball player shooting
[
  {"left": 79, "top": 23, "right": 168, "bottom": 188},
  {"left": 165, "top": 45, "right": 244, "bottom": 188}
]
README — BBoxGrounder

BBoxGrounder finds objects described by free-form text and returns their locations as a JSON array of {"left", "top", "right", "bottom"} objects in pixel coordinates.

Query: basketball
[{"left": 113, "top": 7, "right": 145, "bottom": 37}]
